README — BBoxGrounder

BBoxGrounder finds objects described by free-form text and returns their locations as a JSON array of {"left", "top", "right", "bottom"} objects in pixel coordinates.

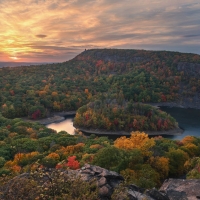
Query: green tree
[{"left": 166, "top": 148, "right": 189, "bottom": 176}]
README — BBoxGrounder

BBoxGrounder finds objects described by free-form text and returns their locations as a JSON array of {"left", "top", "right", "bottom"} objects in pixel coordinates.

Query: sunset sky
[{"left": 0, "top": 0, "right": 200, "bottom": 62}]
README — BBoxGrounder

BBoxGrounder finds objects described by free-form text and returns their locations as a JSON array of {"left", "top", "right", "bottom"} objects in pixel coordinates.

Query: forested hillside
[{"left": 0, "top": 49, "right": 200, "bottom": 119}]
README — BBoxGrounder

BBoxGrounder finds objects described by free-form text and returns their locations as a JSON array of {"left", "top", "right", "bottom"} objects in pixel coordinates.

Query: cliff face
[
  {"left": 177, "top": 62, "right": 200, "bottom": 76},
  {"left": 75, "top": 49, "right": 200, "bottom": 109},
  {"left": 75, "top": 49, "right": 149, "bottom": 63}
]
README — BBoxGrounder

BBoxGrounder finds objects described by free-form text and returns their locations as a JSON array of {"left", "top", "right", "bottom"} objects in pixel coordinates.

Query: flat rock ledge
[
  {"left": 160, "top": 178, "right": 200, "bottom": 200},
  {"left": 76, "top": 127, "right": 183, "bottom": 136}
]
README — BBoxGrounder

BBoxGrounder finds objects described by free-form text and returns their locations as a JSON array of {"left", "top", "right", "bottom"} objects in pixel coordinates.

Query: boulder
[
  {"left": 160, "top": 178, "right": 200, "bottom": 200},
  {"left": 75, "top": 164, "right": 124, "bottom": 199}
]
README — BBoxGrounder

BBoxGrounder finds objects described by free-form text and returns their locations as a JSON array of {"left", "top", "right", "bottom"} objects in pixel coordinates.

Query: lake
[
  {"left": 46, "top": 116, "right": 75, "bottom": 135},
  {"left": 160, "top": 107, "right": 200, "bottom": 140},
  {"left": 46, "top": 107, "right": 200, "bottom": 140}
]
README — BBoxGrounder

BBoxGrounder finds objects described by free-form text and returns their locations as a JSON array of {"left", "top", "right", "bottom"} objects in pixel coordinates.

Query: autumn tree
[
  {"left": 148, "top": 156, "right": 169, "bottom": 180},
  {"left": 114, "top": 131, "right": 155, "bottom": 156},
  {"left": 67, "top": 156, "right": 80, "bottom": 170}
]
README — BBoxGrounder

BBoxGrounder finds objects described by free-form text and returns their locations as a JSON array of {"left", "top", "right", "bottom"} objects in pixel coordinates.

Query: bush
[{"left": 0, "top": 169, "right": 99, "bottom": 200}]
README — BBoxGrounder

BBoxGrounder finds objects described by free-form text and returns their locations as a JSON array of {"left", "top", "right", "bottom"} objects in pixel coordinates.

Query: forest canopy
[
  {"left": 74, "top": 101, "right": 178, "bottom": 132},
  {"left": 0, "top": 49, "right": 200, "bottom": 119},
  {"left": 0, "top": 114, "right": 200, "bottom": 190}
]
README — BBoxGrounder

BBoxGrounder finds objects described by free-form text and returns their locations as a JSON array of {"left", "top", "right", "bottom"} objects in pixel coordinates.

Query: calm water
[
  {"left": 46, "top": 116, "right": 75, "bottom": 135},
  {"left": 160, "top": 107, "right": 200, "bottom": 140},
  {"left": 46, "top": 107, "right": 200, "bottom": 140}
]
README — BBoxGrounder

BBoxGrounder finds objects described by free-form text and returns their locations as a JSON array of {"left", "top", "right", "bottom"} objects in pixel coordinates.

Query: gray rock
[
  {"left": 146, "top": 188, "right": 170, "bottom": 200},
  {"left": 77, "top": 164, "right": 124, "bottom": 199},
  {"left": 128, "top": 189, "right": 154, "bottom": 200},
  {"left": 98, "top": 177, "right": 107, "bottom": 187},
  {"left": 5, "top": 165, "right": 200, "bottom": 200},
  {"left": 99, "top": 184, "right": 112, "bottom": 197},
  {"left": 77, "top": 164, "right": 172, "bottom": 200},
  {"left": 160, "top": 178, "right": 200, "bottom": 200}
]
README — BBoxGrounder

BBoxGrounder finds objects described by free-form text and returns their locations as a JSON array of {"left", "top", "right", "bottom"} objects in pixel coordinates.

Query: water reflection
[
  {"left": 46, "top": 107, "right": 200, "bottom": 140},
  {"left": 46, "top": 117, "right": 75, "bottom": 135}
]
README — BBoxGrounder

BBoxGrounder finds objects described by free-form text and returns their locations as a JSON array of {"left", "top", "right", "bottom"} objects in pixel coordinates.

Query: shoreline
[
  {"left": 22, "top": 101, "right": 200, "bottom": 127},
  {"left": 147, "top": 101, "right": 200, "bottom": 110},
  {"left": 22, "top": 111, "right": 76, "bottom": 125},
  {"left": 51, "top": 111, "right": 76, "bottom": 117},
  {"left": 75, "top": 127, "right": 183, "bottom": 136}
]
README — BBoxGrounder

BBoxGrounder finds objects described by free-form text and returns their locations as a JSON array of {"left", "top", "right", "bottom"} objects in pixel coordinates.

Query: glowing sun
[{"left": 10, "top": 56, "right": 19, "bottom": 60}]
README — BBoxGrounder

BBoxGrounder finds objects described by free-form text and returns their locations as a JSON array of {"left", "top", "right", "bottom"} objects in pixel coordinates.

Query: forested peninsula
[{"left": 74, "top": 101, "right": 183, "bottom": 136}]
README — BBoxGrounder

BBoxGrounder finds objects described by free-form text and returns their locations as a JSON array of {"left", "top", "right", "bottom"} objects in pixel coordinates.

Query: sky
[{"left": 0, "top": 0, "right": 200, "bottom": 62}]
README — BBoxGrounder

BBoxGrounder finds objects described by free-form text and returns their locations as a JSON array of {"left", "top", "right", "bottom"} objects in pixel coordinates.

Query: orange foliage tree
[{"left": 148, "top": 156, "right": 169, "bottom": 179}]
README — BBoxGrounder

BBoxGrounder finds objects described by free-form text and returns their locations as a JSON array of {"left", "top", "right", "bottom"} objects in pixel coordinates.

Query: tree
[
  {"left": 166, "top": 148, "right": 189, "bottom": 176},
  {"left": 0, "top": 157, "right": 6, "bottom": 168},
  {"left": 186, "top": 157, "right": 200, "bottom": 179},
  {"left": 148, "top": 156, "right": 169, "bottom": 179},
  {"left": 28, "top": 105, "right": 46, "bottom": 119},
  {"left": 92, "top": 146, "right": 122, "bottom": 171},
  {"left": 67, "top": 156, "right": 80, "bottom": 170},
  {"left": 114, "top": 131, "right": 155, "bottom": 156}
]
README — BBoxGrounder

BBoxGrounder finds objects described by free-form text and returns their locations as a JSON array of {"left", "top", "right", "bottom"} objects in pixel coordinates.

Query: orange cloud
[{"left": 0, "top": 0, "right": 199, "bottom": 62}]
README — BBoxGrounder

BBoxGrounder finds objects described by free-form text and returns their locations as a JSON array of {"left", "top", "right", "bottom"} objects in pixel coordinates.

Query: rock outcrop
[
  {"left": 1, "top": 165, "right": 200, "bottom": 200},
  {"left": 70, "top": 164, "right": 124, "bottom": 199},
  {"left": 160, "top": 178, "right": 200, "bottom": 200},
  {"left": 68, "top": 164, "right": 169, "bottom": 200}
]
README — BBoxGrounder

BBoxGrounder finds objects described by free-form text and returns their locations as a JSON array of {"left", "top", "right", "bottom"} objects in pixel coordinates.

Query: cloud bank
[{"left": 0, "top": 0, "right": 199, "bottom": 62}]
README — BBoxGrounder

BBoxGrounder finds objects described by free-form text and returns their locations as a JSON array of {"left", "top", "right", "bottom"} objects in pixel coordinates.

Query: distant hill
[
  {"left": 0, "top": 49, "right": 200, "bottom": 119},
  {"left": 0, "top": 62, "right": 52, "bottom": 68}
]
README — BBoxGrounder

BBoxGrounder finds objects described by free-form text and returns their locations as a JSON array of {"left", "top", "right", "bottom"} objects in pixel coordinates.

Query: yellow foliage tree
[
  {"left": 114, "top": 131, "right": 155, "bottom": 156},
  {"left": 46, "top": 153, "right": 60, "bottom": 160},
  {"left": 90, "top": 144, "right": 103, "bottom": 149},
  {"left": 181, "top": 136, "right": 195, "bottom": 145},
  {"left": 56, "top": 143, "right": 85, "bottom": 159},
  {"left": 182, "top": 143, "right": 198, "bottom": 157},
  {"left": 120, "top": 168, "right": 137, "bottom": 184},
  {"left": 12, "top": 152, "right": 40, "bottom": 166}
]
